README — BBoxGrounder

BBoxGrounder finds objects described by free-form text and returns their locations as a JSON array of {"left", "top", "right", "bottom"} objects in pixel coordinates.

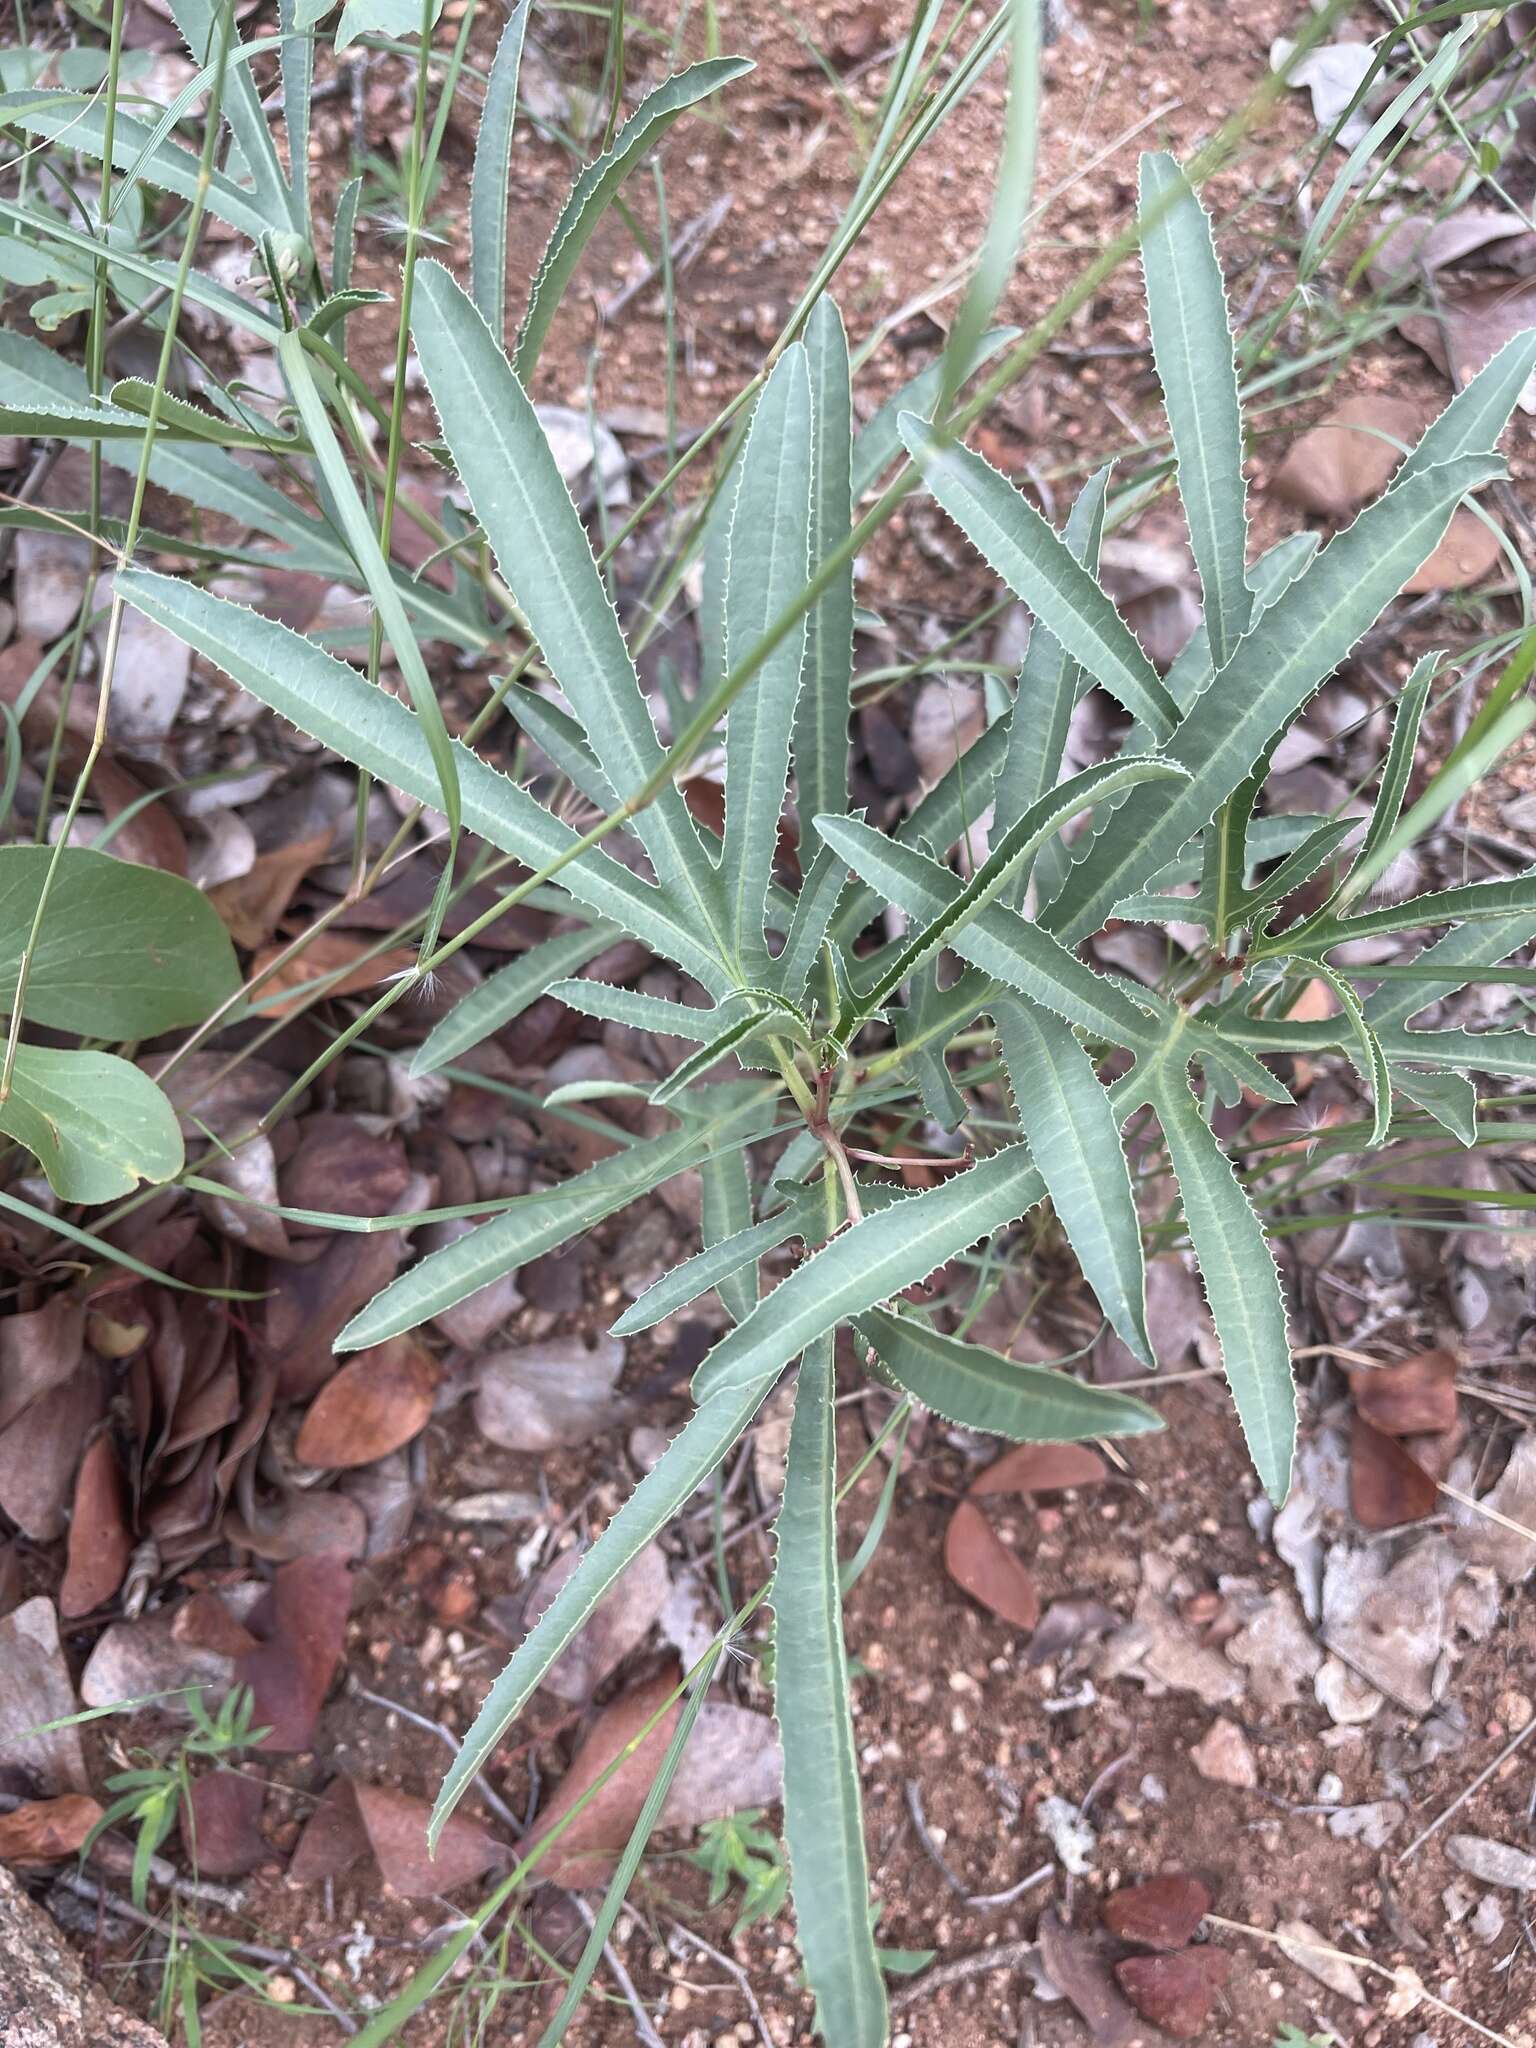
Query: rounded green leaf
[
  {"left": 0, "top": 1047, "right": 183, "bottom": 1203},
  {"left": 0, "top": 846, "right": 240, "bottom": 1037}
]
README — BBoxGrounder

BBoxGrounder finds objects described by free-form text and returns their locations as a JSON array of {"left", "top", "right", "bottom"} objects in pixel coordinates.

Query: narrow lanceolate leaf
[
  {"left": 411, "top": 924, "right": 617, "bottom": 1076},
  {"left": 650, "top": 1007, "right": 805, "bottom": 1106},
  {"left": 899, "top": 415, "right": 1180, "bottom": 740},
  {"left": 995, "top": 997, "right": 1151, "bottom": 1364},
  {"left": 1391, "top": 1067, "right": 1478, "bottom": 1147},
  {"left": 0, "top": 95, "right": 275, "bottom": 242},
  {"left": 431, "top": 1376, "right": 772, "bottom": 1845},
  {"left": 515, "top": 57, "right": 754, "bottom": 376},
  {"left": 343, "top": 1088, "right": 778, "bottom": 1349},
  {"left": 0, "top": 331, "right": 328, "bottom": 557},
  {"left": 0, "top": 1049, "right": 182, "bottom": 1205},
  {"left": 1139, "top": 151, "right": 1250, "bottom": 669},
  {"left": 829, "top": 713, "right": 1012, "bottom": 951},
  {"left": 546, "top": 977, "right": 715, "bottom": 1042},
  {"left": 113, "top": 573, "right": 728, "bottom": 995},
  {"left": 692, "top": 1144, "right": 1048, "bottom": 1404},
  {"left": 469, "top": 0, "right": 529, "bottom": 340},
  {"left": 826, "top": 755, "right": 1188, "bottom": 1023},
  {"left": 1278, "top": 868, "right": 1536, "bottom": 955},
  {"left": 774, "top": 844, "right": 848, "bottom": 1007},
  {"left": 775, "top": 1337, "right": 887, "bottom": 2048},
  {"left": 1338, "top": 650, "right": 1438, "bottom": 908},
  {"left": 502, "top": 683, "right": 618, "bottom": 813},
  {"left": 167, "top": 0, "right": 299, "bottom": 232},
  {"left": 721, "top": 346, "right": 815, "bottom": 980},
  {"left": 1365, "top": 908, "right": 1536, "bottom": 1031},
  {"left": 1291, "top": 958, "right": 1392, "bottom": 1148},
  {"left": 794, "top": 298, "right": 855, "bottom": 868},
  {"left": 613, "top": 1189, "right": 818, "bottom": 1336},
  {"left": 858, "top": 1308, "right": 1162, "bottom": 1439},
  {"left": 409, "top": 265, "right": 722, "bottom": 946},
  {"left": 1042, "top": 452, "right": 1504, "bottom": 946},
  {"left": 278, "top": 0, "right": 313, "bottom": 232},
  {"left": 993, "top": 468, "right": 1108, "bottom": 907},
  {"left": 700, "top": 1142, "right": 757, "bottom": 1324},
  {"left": 816, "top": 821, "right": 1167, "bottom": 1052},
  {"left": 1395, "top": 328, "right": 1536, "bottom": 493},
  {"left": 898, "top": 961, "right": 977, "bottom": 1132},
  {"left": 1149, "top": 1064, "right": 1295, "bottom": 1503}
]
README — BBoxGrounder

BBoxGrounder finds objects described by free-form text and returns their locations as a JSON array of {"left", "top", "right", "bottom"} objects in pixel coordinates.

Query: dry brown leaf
[
  {"left": 1350, "top": 1349, "right": 1457, "bottom": 1437},
  {"left": 294, "top": 1338, "right": 437, "bottom": 1469},
  {"left": 0, "top": 1598, "right": 91, "bottom": 1794},
  {"left": 223, "top": 1489, "right": 369, "bottom": 1562},
  {"left": 969, "top": 1443, "right": 1107, "bottom": 1497},
  {"left": 59, "top": 1435, "right": 133, "bottom": 1619},
  {"left": 0, "top": 1362, "right": 103, "bottom": 1542},
  {"left": 1102, "top": 1873, "right": 1213, "bottom": 1950},
  {"left": 943, "top": 1501, "right": 1040, "bottom": 1629},
  {"left": 208, "top": 828, "right": 331, "bottom": 948},
  {"left": 264, "top": 1229, "right": 405, "bottom": 1404},
  {"left": 1271, "top": 395, "right": 1427, "bottom": 520},
  {"left": 0, "top": 1794, "right": 103, "bottom": 1865},
  {"left": 1350, "top": 1412, "right": 1438, "bottom": 1531},
  {"left": 1114, "top": 1948, "right": 1231, "bottom": 2040},
  {"left": 232, "top": 1554, "right": 352, "bottom": 1752},
  {"left": 288, "top": 1776, "right": 504, "bottom": 1896},
  {"left": 1399, "top": 279, "right": 1536, "bottom": 409},
  {"left": 249, "top": 932, "right": 415, "bottom": 1017},
  {"left": 181, "top": 1772, "right": 265, "bottom": 1877},
  {"left": 0, "top": 1297, "right": 86, "bottom": 1434},
  {"left": 1403, "top": 505, "right": 1504, "bottom": 591},
  {"left": 524, "top": 1664, "right": 682, "bottom": 1887},
  {"left": 278, "top": 1115, "right": 412, "bottom": 1229}
]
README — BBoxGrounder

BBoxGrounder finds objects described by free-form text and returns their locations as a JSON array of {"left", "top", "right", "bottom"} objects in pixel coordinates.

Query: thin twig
[
  {"left": 566, "top": 1893, "right": 664, "bottom": 2048},
  {"left": 1396, "top": 1713, "right": 1536, "bottom": 1864},
  {"left": 890, "top": 1937, "right": 1039, "bottom": 2011},
  {"left": 668, "top": 1919, "right": 774, "bottom": 2048},
  {"left": 351, "top": 1684, "right": 522, "bottom": 1832},
  {"left": 55, "top": 1870, "right": 359, "bottom": 2034}
]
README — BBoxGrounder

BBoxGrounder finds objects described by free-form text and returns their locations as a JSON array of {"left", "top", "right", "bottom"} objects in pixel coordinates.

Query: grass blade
[
  {"left": 996, "top": 996, "right": 1151, "bottom": 1364},
  {"left": 722, "top": 345, "right": 815, "bottom": 979},
  {"left": 469, "top": 0, "right": 529, "bottom": 343},
  {"left": 795, "top": 297, "right": 855, "bottom": 868},
  {"left": 858, "top": 1307, "right": 1162, "bottom": 1438},
  {"left": 775, "top": 1335, "right": 887, "bottom": 2048},
  {"left": 516, "top": 57, "right": 754, "bottom": 376},
  {"left": 278, "top": 330, "right": 461, "bottom": 955},
  {"left": 1139, "top": 150, "right": 1250, "bottom": 669}
]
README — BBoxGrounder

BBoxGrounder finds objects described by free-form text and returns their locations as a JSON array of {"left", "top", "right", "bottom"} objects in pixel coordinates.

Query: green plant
[
  {"left": 688, "top": 1808, "right": 790, "bottom": 1933},
  {"left": 1271, "top": 2027, "right": 1337, "bottom": 2048},
  {"left": 84, "top": 1685, "right": 266, "bottom": 1909},
  {"left": 5, "top": 3, "right": 1534, "bottom": 2045}
]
